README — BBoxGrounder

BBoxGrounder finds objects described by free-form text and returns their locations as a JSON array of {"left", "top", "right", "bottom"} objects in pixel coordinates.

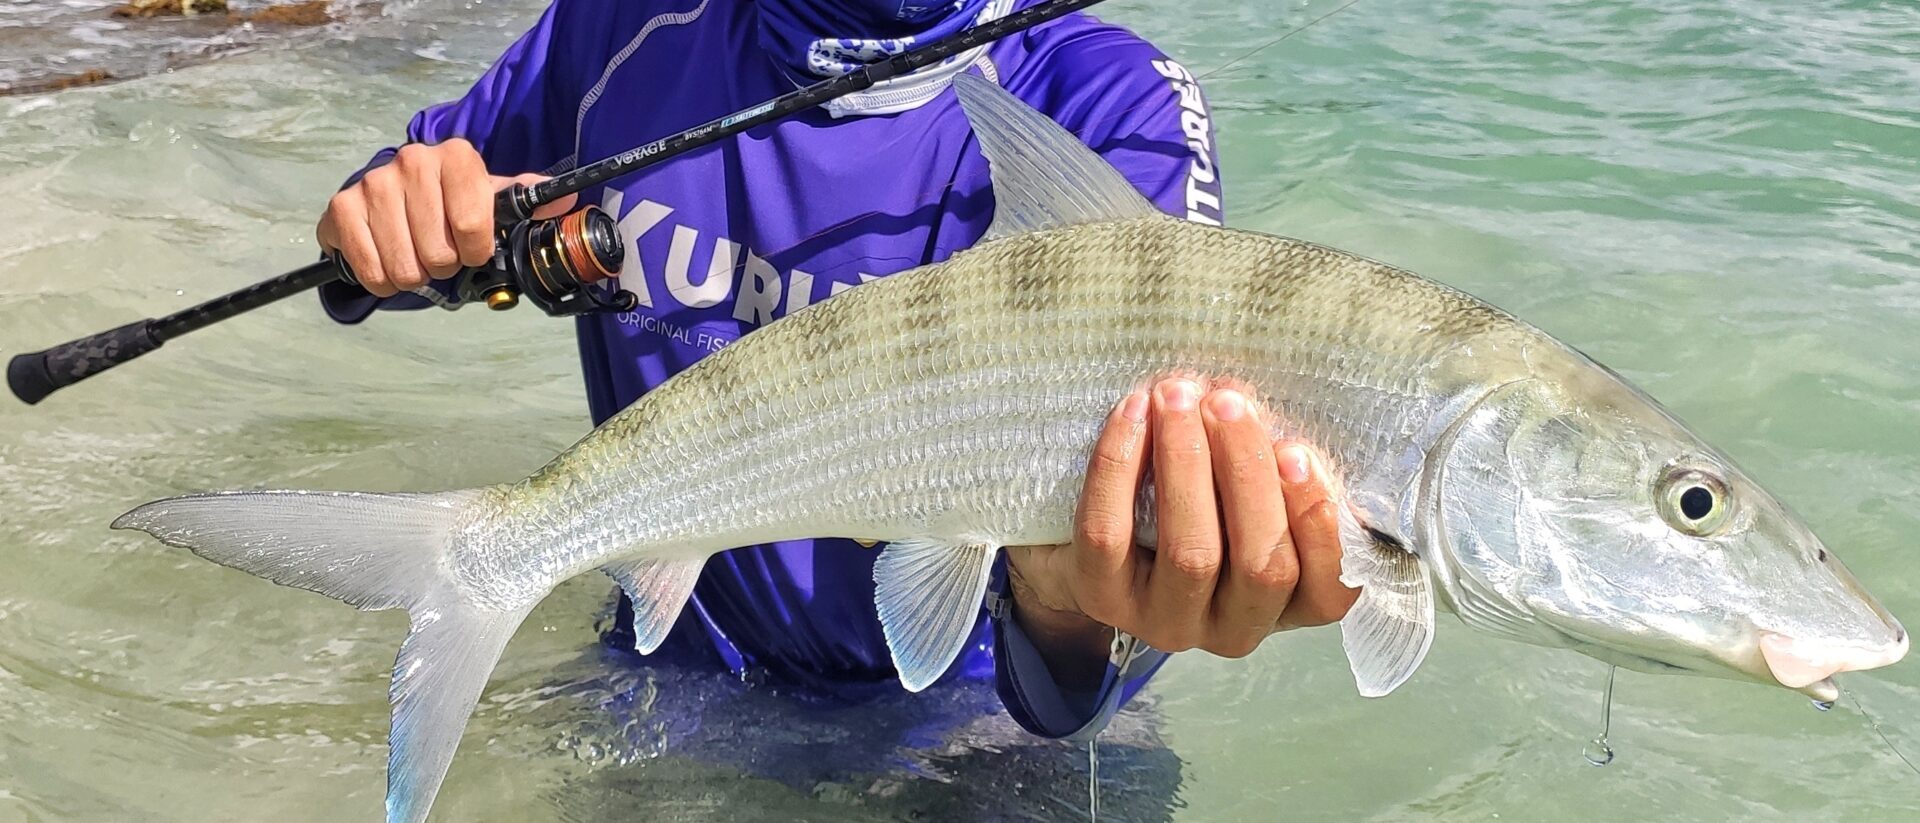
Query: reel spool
[{"left": 493, "top": 205, "right": 634, "bottom": 316}]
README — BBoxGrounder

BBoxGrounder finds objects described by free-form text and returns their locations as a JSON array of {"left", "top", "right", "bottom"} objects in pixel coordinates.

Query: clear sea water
[{"left": 2, "top": 0, "right": 1918, "bottom": 820}]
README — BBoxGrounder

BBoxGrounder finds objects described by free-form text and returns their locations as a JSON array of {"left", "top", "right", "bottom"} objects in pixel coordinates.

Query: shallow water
[
  {"left": 0, "top": 0, "right": 380, "bottom": 94},
  {"left": 3, "top": 0, "right": 1919, "bottom": 820}
]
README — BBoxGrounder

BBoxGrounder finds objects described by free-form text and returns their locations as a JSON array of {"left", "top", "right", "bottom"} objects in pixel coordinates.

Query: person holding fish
[
  {"left": 313, "top": 0, "right": 1356, "bottom": 747},
  {"left": 113, "top": 2, "right": 1912, "bottom": 820}
]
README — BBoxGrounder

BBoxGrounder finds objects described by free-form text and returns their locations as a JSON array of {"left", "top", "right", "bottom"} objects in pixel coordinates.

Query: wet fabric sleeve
[
  {"left": 989, "top": 559, "right": 1171, "bottom": 742},
  {"left": 319, "top": 0, "right": 581, "bottom": 323},
  {"left": 988, "top": 25, "right": 1224, "bottom": 741}
]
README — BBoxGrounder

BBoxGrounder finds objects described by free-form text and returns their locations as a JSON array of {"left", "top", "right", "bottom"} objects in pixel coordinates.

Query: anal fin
[
  {"left": 874, "top": 538, "right": 998, "bottom": 692},
  {"left": 603, "top": 557, "right": 705, "bottom": 655}
]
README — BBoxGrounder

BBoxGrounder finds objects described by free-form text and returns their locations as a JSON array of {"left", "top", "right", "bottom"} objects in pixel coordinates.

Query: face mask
[{"left": 757, "top": 0, "right": 1015, "bottom": 116}]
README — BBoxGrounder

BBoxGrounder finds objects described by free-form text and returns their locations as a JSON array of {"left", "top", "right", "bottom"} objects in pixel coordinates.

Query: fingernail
[
  {"left": 1117, "top": 391, "right": 1148, "bottom": 422},
  {"left": 1208, "top": 390, "right": 1246, "bottom": 421},
  {"left": 1158, "top": 379, "right": 1199, "bottom": 412},
  {"left": 1277, "top": 445, "right": 1311, "bottom": 484}
]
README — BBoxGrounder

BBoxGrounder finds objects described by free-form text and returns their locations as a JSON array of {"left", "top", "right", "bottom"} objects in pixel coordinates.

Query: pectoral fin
[
  {"left": 1339, "top": 523, "right": 1436, "bottom": 698},
  {"left": 873, "top": 538, "right": 998, "bottom": 692},
  {"left": 603, "top": 557, "right": 705, "bottom": 655}
]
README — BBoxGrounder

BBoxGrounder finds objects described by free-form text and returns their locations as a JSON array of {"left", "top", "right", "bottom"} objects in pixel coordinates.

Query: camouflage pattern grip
[{"left": 8, "top": 320, "right": 161, "bottom": 405}]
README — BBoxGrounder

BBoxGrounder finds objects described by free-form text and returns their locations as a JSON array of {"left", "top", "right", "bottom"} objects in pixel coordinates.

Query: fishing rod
[{"left": 6, "top": 0, "right": 1111, "bottom": 405}]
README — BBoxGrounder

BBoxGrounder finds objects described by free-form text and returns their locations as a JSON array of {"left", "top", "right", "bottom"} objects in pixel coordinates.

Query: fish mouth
[
  {"left": 1539, "top": 613, "right": 1903, "bottom": 703},
  {"left": 1758, "top": 630, "right": 1909, "bottom": 702}
]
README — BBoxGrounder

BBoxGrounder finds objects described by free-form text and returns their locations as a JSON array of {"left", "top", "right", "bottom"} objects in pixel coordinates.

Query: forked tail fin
[{"left": 113, "top": 490, "right": 534, "bottom": 823}]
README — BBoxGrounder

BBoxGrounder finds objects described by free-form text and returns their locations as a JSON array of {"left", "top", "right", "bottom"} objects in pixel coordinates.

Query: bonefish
[{"left": 115, "top": 75, "right": 1906, "bottom": 822}]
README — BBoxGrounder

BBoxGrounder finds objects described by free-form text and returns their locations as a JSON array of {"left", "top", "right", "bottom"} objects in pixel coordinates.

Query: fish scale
[
  {"left": 490, "top": 216, "right": 1501, "bottom": 589},
  {"left": 112, "top": 74, "right": 1904, "bottom": 823}
]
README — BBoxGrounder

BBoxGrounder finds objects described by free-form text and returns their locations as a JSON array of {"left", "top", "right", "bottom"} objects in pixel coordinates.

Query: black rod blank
[{"left": 6, "top": 0, "right": 1107, "bottom": 405}]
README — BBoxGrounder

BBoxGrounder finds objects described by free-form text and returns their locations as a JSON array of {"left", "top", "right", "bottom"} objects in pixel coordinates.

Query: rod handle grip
[{"left": 7, "top": 320, "right": 162, "bottom": 405}]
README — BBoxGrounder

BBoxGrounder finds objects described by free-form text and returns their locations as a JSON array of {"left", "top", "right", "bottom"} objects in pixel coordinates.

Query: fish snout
[
  {"left": 1758, "top": 630, "right": 1908, "bottom": 702},
  {"left": 1823, "top": 548, "right": 1906, "bottom": 641},
  {"left": 1755, "top": 547, "right": 1911, "bottom": 701}
]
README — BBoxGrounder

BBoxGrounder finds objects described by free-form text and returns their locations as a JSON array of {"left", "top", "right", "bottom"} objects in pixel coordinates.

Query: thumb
[{"left": 491, "top": 173, "right": 579, "bottom": 221}]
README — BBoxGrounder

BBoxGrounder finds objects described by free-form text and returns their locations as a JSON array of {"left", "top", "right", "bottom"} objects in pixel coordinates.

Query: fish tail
[{"left": 113, "top": 489, "right": 529, "bottom": 823}]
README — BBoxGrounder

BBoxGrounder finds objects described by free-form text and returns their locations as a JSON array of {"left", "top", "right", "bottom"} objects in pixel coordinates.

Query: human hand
[
  {"left": 316, "top": 138, "right": 578, "bottom": 297},
  {"left": 1005, "top": 378, "right": 1360, "bottom": 675}
]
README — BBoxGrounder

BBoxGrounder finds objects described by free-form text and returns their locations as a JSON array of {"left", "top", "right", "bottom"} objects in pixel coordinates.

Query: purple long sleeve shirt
[{"left": 321, "top": 0, "right": 1223, "bottom": 740}]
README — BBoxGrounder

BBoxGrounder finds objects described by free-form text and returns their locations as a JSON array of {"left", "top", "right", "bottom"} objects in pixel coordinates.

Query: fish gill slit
[{"left": 1365, "top": 525, "right": 1410, "bottom": 554}]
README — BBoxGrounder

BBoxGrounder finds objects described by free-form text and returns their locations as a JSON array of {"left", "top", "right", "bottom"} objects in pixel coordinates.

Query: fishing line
[
  {"left": 769, "top": 0, "right": 1370, "bottom": 270},
  {"left": 1582, "top": 672, "right": 1918, "bottom": 782},
  {"left": 1192, "top": 0, "right": 1367, "bottom": 83},
  {"left": 1581, "top": 669, "right": 1919, "bottom": 781},
  {"left": 1839, "top": 683, "right": 1920, "bottom": 779}
]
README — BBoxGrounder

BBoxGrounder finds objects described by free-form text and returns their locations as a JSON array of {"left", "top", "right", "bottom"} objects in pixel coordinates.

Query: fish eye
[
  {"left": 1657, "top": 466, "right": 1731, "bottom": 536},
  {"left": 1680, "top": 486, "right": 1714, "bottom": 520}
]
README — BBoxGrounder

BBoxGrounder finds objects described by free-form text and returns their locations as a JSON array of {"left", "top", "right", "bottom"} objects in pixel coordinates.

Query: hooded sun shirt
[{"left": 322, "top": 0, "right": 1224, "bottom": 742}]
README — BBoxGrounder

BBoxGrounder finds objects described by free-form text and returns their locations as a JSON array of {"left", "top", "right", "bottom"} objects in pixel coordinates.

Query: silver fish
[{"left": 115, "top": 75, "right": 1906, "bottom": 822}]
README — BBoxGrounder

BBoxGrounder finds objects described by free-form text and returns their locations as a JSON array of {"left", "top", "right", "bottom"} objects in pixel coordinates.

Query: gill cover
[
  {"left": 1419, "top": 378, "right": 1586, "bottom": 648},
  {"left": 1423, "top": 372, "right": 1727, "bottom": 676},
  {"left": 1337, "top": 378, "right": 1559, "bottom": 698}
]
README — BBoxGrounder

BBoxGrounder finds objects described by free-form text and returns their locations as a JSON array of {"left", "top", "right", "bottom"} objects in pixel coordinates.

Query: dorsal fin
[{"left": 951, "top": 73, "right": 1158, "bottom": 240}]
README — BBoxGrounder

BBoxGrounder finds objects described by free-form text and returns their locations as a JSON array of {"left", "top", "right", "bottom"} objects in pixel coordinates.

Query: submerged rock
[
  {"left": 111, "top": 0, "right": 230, "bottom": 18},
  {"left": 1, "top": 1, "right": 345, "bottom": 96},
  {"left": 0, "top": 69, "right": 116, "bottom": 97},
  {"left": 244, "top": 1, "right": 337, "bottom": 26},
  {"left": 108, "top": 0, "right": 335, "bottom": 26}
]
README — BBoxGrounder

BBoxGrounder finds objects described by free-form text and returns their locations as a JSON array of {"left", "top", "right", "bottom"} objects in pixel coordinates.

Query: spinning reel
[{"left": 335, "top": 204, "right": 635, "bottom": 317}]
